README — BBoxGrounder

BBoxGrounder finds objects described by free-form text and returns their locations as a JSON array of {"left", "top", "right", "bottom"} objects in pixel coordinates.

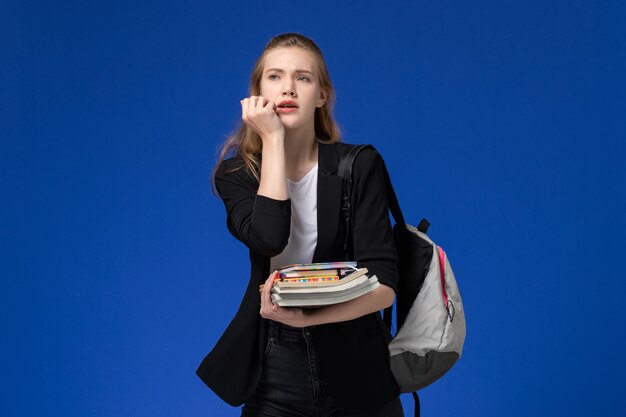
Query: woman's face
[{"left": 259, "top": 47, "right": 326, "bottom": 131}]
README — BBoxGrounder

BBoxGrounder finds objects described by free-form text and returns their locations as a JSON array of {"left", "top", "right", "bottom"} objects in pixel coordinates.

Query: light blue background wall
[{"left": 3, "top": 1, "right": 625, "bottom": 416}]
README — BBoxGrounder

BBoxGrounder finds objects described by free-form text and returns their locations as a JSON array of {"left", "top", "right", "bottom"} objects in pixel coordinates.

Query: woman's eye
[{"left": 268, "top": 74, "right": 310, "bottom": 82}]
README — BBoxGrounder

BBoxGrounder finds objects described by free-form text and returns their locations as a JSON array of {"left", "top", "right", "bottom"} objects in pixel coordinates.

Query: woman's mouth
[{"left": 276, "top": 106, "right": 298, "bottom": 113}]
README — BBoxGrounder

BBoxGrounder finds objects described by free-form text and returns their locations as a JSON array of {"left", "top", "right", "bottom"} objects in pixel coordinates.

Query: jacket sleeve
[
  {"left": 214, "top": 159, "right": 291, "bottom": 257},
  {"left": 351, "top": 149, "right": 400, "bottom": 293}
]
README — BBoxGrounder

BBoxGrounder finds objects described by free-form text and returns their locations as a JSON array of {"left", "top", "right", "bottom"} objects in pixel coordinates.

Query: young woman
[{"left": 197, "top": 32, "right": 404, "bottom": 417}]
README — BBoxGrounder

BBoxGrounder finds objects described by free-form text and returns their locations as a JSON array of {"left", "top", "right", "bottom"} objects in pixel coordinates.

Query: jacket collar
[{"left": 318, "top": 140, "right": 340, "bottom": 175}]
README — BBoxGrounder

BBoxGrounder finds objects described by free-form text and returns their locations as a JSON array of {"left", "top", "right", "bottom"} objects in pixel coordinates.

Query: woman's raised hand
[{"left": 240, "top": 96, "right": 285, "bottom": 141}]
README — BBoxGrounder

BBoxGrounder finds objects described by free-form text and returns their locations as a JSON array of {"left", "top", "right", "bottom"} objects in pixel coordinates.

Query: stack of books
[{"left": 259, "top": 261, "right": 380, "bottom": 307}]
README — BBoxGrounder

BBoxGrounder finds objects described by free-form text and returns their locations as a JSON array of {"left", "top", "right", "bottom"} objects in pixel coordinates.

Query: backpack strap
[
  {"left": 337, "top": 144, "right": 407, "bottom": 252},
  {"left": 338, "top": 144, "right": 422, "bottom": 417},
  {"left": 337, "top": 144, "right": 406, "bottom": 333}
]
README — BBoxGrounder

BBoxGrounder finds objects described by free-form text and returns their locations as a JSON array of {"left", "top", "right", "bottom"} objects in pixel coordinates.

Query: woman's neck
[
  {"left": 283, "top": 131, "right": 318, "bottom": 167},
  {"left": 283, "top": 131, "right": 319, "bottom": 181}
]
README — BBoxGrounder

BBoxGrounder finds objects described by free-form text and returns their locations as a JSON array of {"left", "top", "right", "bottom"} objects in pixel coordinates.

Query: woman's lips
[{"left": 276, "top": 106, "right": 298, "bottom": 113}]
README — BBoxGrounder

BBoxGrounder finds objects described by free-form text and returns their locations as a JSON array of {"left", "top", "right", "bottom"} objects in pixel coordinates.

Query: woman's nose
[{"left": 282, "top": 81, "right": 296, "bottom": 96}]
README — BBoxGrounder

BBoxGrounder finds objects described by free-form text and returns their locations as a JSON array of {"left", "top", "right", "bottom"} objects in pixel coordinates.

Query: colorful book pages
[
  {"left": 259, "top": 261, "right": 360, "bottom": 292},
  {"left": 259, "top": 276, "right": 339, "bottom": 292},
  {"left": 274, "top": 273, "right": 370, "bottom": 294},
  {"left": 277, "top": 268, "right": 367, "bottom": 288},
  {"left": 279, "top": 275, "right": 339, "bottom": 283}
]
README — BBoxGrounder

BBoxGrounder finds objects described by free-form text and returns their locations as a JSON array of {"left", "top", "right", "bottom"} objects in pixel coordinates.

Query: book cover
[
  {"left": 275, "top": 261, "right": 358, "bottom": 274},
  {"left": 274, "top": 269, "right": 369, "bottom": 292},
  {"left": 280, "top": 268, "right": 354, "bottom": 278}
]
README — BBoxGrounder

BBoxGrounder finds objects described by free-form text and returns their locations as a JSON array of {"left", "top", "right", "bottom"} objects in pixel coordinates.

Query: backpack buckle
[{"left": 341, "top": 200, "right": 351, "bottom": 218}]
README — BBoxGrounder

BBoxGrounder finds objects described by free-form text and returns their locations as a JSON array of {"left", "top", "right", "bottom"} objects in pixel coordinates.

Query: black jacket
[{"left": 196, "top": 141, "right": 401, "bottom": 413}]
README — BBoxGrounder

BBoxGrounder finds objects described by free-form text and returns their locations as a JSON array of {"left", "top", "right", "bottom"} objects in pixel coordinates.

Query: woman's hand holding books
[{"left": 259, "top": 270, "right": 309, "bottom": 328}]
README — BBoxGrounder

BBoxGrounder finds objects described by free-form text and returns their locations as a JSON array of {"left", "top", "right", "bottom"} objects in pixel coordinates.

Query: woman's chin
[
  {"left": 280, "top": 118, "right": 311, "bottom": 130},
  {"left": 281, "top": 121, "right": 300, "bottom": 131}
]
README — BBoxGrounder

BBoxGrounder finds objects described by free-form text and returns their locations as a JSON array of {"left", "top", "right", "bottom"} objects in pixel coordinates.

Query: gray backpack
[{"left": 338, "top": 144, "right": 467, "bottom": 417}]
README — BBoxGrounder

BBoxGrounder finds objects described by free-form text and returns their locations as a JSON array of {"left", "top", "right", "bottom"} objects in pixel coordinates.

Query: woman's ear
[{"left": 316, "top": 87, "right": 328, "bottom": 108}]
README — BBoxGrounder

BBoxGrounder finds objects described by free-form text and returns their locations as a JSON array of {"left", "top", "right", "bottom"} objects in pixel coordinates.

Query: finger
[
  {"left": 261, "top": 271, "right": 273, "bottom": 303},
  {"left": 264, "top": 98, "right": 276, "bottom": 113},
  {"left": 256, "top": 95, "right": 267, "bottom": 111},
  {"left": 262, "top": 287, "right": 275, "bottom": 317},
  {"left": 241, "top": 98, "right": 249, "bottom": 120},
  {"left": 264, "top": 271, "right": 277, "bottom": 304},
  {"left": 260, "top": 288, "right": 267, "bottom": 315},
  {"left": 245, "top": 96, "right": 252, "bottom": 118},
  {"left": 264, "top": 271, "right": 276, "bottom": 296}
]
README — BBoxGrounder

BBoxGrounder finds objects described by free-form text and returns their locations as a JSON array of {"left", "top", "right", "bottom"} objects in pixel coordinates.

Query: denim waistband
[{"left": 267, "top": 320, "right": 318, "bottom": 342}]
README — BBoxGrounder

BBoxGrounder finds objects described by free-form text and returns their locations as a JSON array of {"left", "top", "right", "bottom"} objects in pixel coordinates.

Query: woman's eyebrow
[{"left": 265, "top": 68, "right": 314, "bottom": 75}]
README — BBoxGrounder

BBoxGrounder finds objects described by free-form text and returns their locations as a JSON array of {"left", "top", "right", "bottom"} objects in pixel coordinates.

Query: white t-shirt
[{"left": 270, "top": 163, "right": 318, "bottom": 273}]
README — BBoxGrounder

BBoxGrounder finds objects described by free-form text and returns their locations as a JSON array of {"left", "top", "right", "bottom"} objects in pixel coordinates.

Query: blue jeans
[{"left": 241, "top": 320, "right": 404, "bottom": 417}]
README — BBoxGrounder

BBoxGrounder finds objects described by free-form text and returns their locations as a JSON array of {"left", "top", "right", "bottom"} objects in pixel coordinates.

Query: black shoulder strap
[
  {"left": 338, "top": 145, "right": 423, "bottom": 417},
  {"left": 337, "top": 144, "right": 406, "bottom": 251},
  {"left": 337, "top": 144, "right": 405, "bottom": 331}
]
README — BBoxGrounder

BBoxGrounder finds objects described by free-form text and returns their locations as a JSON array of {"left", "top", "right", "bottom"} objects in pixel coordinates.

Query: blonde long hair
[{"left": 210, "top": 32, "right": 343, "bottom": 196}]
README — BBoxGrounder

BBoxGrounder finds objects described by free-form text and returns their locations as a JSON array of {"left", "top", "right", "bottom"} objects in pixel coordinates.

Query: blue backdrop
[{"left": 3, "top": 1, "right": 625, "bottom": 416}]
